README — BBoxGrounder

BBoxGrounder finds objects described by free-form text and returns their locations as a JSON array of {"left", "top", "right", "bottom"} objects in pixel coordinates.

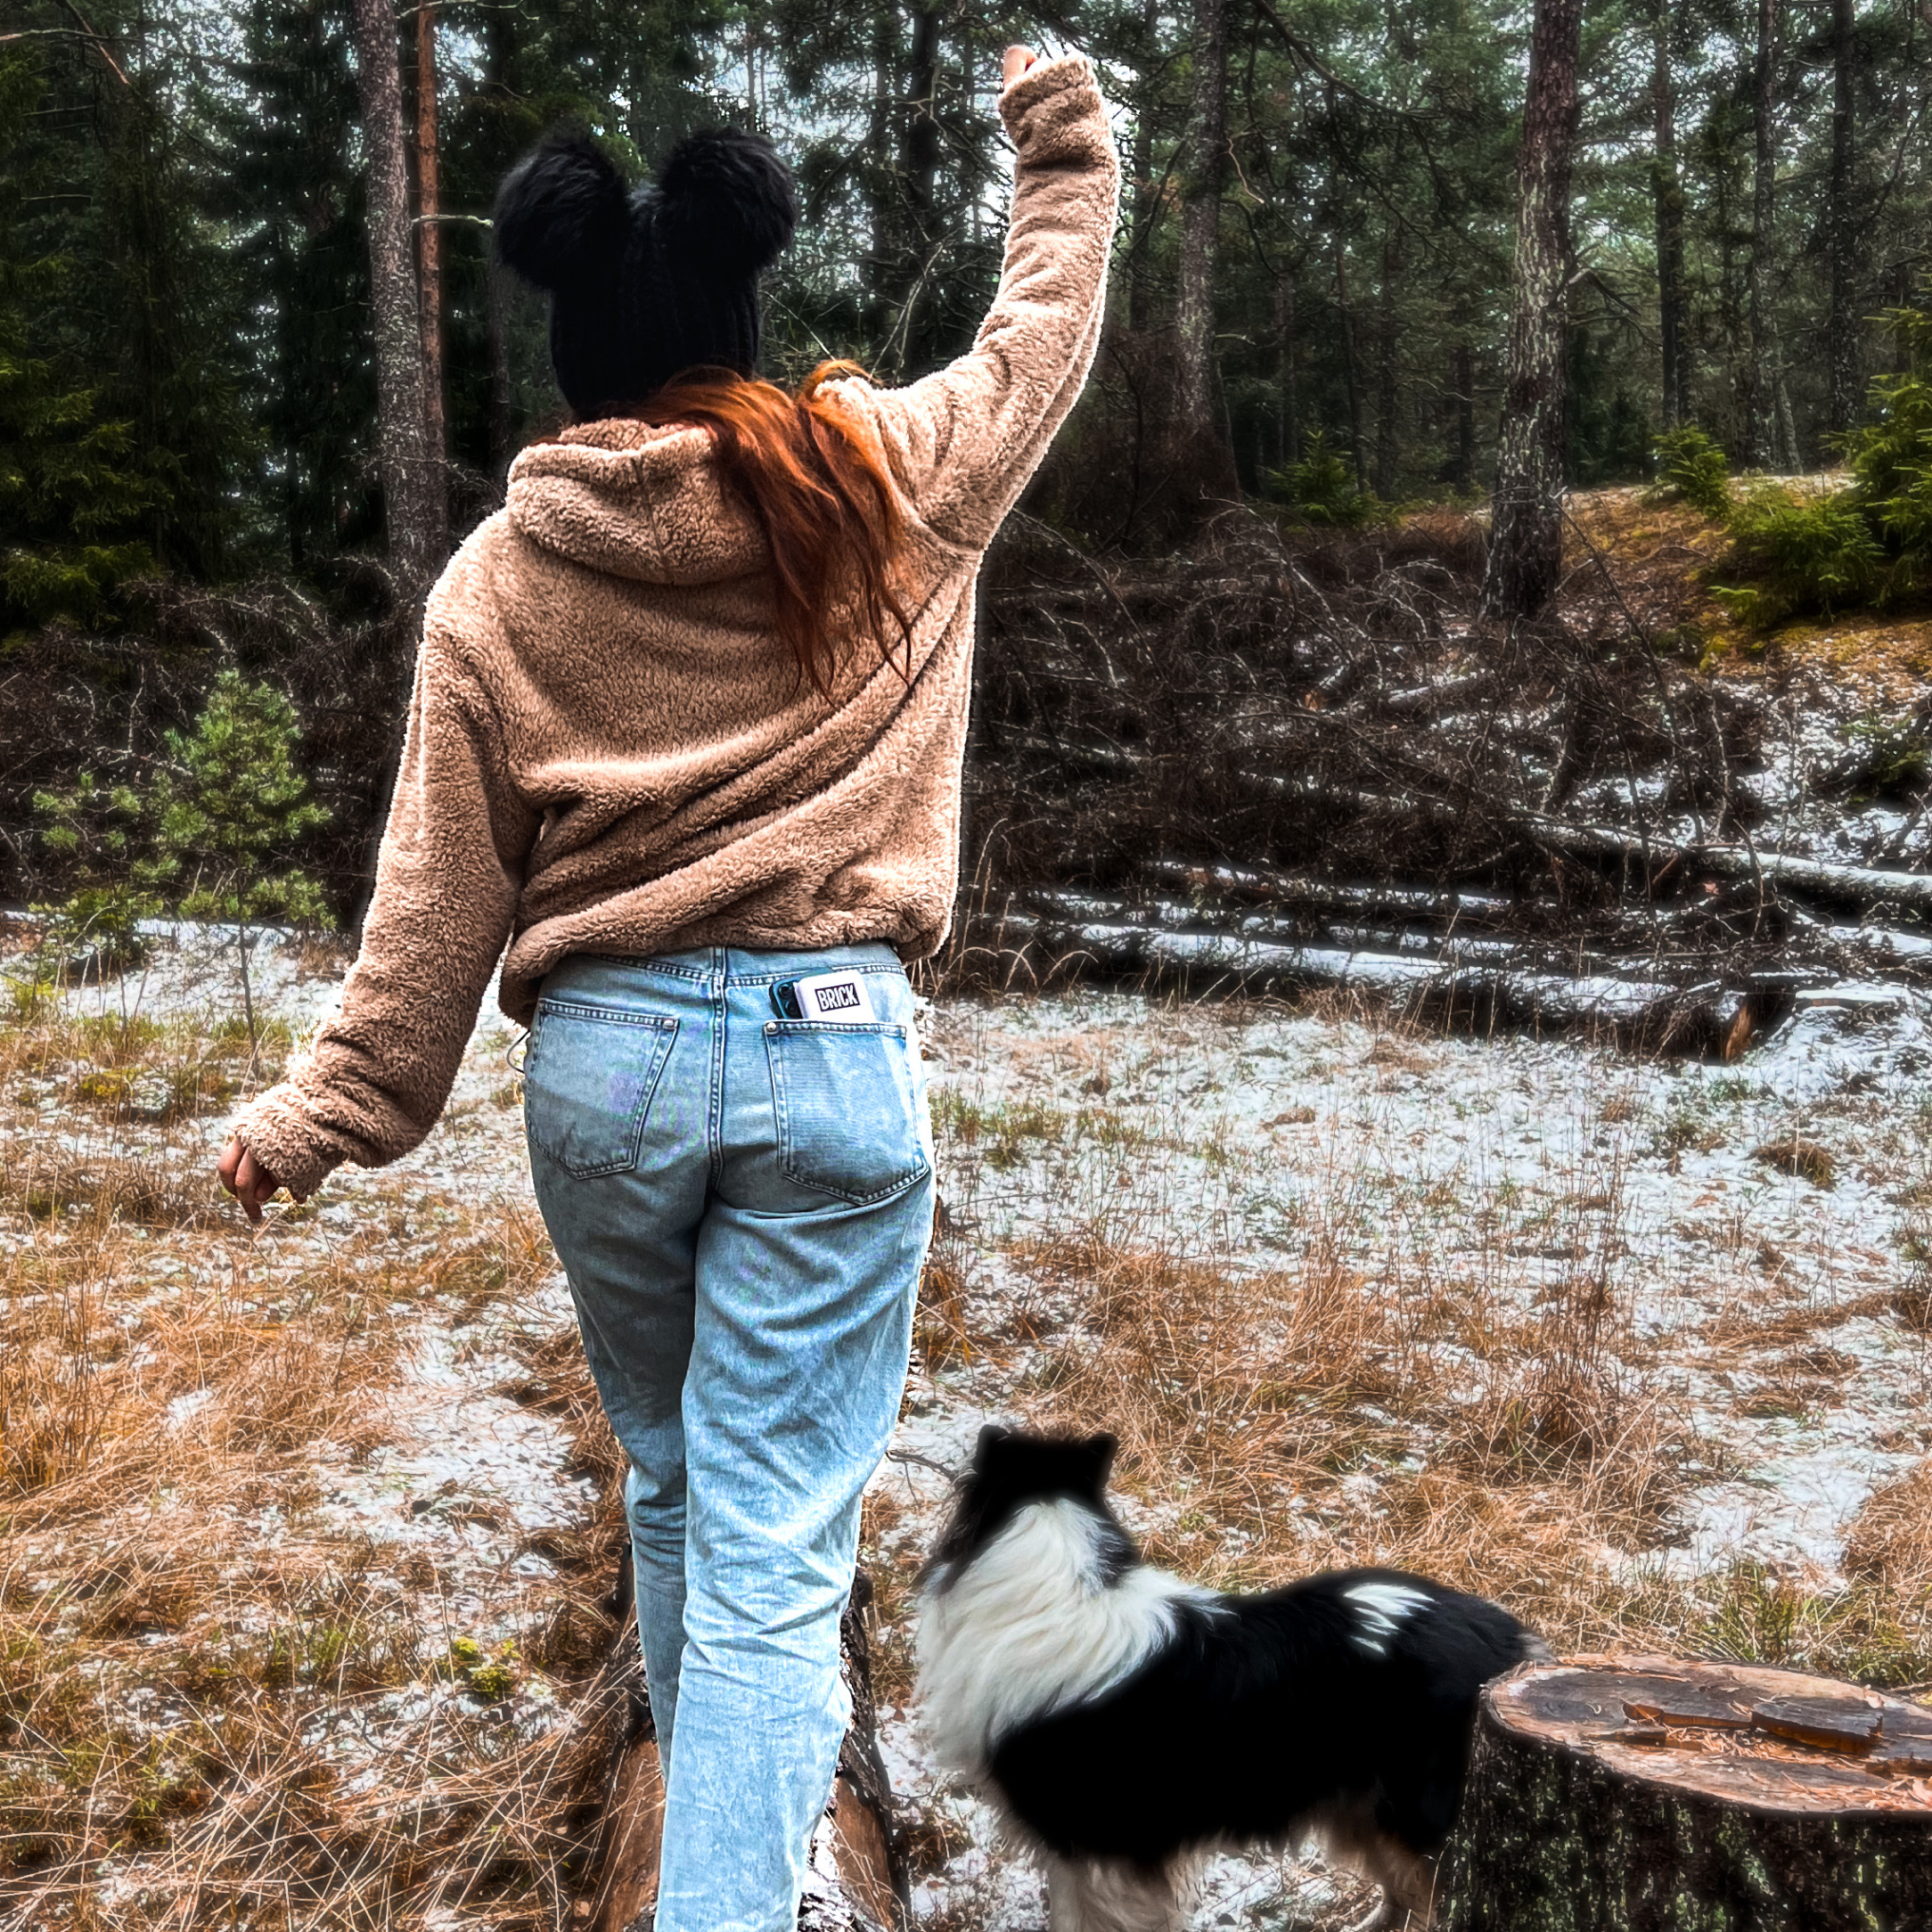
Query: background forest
[{"left": 4, "top": 0, "right": 1931, "bottom": 921}]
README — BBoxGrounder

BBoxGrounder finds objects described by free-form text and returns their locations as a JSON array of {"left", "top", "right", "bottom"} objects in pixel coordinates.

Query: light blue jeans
[{"left": 522, "top": 944, "right": 933, "bottom": 1932}]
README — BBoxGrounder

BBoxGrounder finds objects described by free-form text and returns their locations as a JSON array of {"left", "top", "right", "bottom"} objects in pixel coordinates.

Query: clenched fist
[{"left": 218, "top": 1135, "right": 306, "bottom": 1224}]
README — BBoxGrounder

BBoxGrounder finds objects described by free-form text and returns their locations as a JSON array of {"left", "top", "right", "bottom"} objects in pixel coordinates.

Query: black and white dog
[{"left": 915, "top": 1427, "right": 1551, "bottom": 1932}]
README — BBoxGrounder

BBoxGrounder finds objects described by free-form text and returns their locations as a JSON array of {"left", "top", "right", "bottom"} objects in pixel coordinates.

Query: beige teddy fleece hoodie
[{"left": 234, "top": 54, "right": 1118, "bottom": 1199}]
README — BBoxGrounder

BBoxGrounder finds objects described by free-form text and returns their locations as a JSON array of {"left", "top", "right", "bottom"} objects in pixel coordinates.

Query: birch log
[
  {"left": 1527, "top": 817, "right": 1932, "bottom": 917},
  {"left": 963, "top": 905, "right": 1756, "bottom": 1049}
]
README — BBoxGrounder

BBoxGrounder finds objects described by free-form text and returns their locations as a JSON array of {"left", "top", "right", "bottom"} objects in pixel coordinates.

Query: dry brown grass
[
  {"left": 1896, "top": 1211, "right": 1932, "bottom": 1332},
  {"left": 1846, "top": 1459, "right": 1932, "bottom": 1600},
  {"left": 1, "top": 1003, "right": 287, "bottom": 1101},
  {"left": 0, "top": 991, "right": 629, "bottom": 1930},
  {"left": 999, "top": 1208, "right": 1699, "bottom": 1653},
  {"left": 0, "top": 1219, "right": 413, "bottom": 1526},
  {"left": 1751, "top": 1134, "right": 1838, "bottom": 1191},
  {"left": 912, "top": 1244, "right": 974, "bottom": 1371},
  {"left": 0, "top": 1605, "right": 620, "bottom": 1930},
  {"left": 974, "top": 1216, "right": 1932, "bottom": 1682}
]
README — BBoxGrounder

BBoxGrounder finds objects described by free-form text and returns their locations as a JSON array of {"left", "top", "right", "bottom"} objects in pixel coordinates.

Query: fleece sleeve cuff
[
  {"left": 998, "top": 53, "right": 1109, "bottom": 166},
  {"left": 231, "top": 1084, "right": 349, "bottom": 1200}
]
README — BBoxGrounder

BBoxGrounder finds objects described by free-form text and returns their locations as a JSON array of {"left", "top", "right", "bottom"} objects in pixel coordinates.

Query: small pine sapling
[
  {"left": 1847, "top": 303, "right": 1932, "bottom": 591},
  {"left": 1714, "top": 485, "right": 1884, "bottom": 627},
  {"left": 1262, "top": 431, "right": 1394, "bottom": 528},
  {"left": 1712, "top": 298, "right": 1932, "bottom": 628},
  {"left": 29, "top": 772, "right": 161, "bottom": 973},
  {"left": 143, "top": 672, "right": 332, "bottom": 1063},
  {"left": 1645, "top": 428, "right": 1732, "bottom": 518}
]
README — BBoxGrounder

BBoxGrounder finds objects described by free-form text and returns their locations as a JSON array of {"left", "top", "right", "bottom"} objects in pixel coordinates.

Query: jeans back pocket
[
  {"left": 765, "top": 1021, "right": 929, "bottom": 1206},
  {"left": 526, "top": 1001, "right": 680, "bottom": 1179}
]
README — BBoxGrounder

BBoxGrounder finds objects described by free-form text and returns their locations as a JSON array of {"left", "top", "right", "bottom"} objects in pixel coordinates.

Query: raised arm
[
  {"left": 841, "top": 50, "right": 1120, "bottom": 552},
  {"left": 225, "top": 569, "right": 537, "bottom": 1209}
]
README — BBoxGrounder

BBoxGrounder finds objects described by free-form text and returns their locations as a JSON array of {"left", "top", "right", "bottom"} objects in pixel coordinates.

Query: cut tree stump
[
  {"left": 586, "top": 1567, "right": 908, "bottom": 1932},
  {"left": 1442, "top": 1655, "right": 1932, "bottom": 1931}
]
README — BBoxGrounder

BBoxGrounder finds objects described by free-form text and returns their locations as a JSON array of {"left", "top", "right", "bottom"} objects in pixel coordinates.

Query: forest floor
[
  {"left": 1572, "top": 485, "right": 1932, "bottom": 706},
  {"left": 3, "top": 910, "right": 1929, "bottom": 1931}
]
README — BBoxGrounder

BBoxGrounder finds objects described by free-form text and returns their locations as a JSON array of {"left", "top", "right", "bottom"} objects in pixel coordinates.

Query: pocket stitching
[
  {"left": 536, "top": 1000, "right": 684, "bottom": 1028},
  {"left": 766, "top": 1022, "right": 929, "bottom": 1205},
  {"left": 526, "top": 1010, "right": 680, "bottom": 1179}
]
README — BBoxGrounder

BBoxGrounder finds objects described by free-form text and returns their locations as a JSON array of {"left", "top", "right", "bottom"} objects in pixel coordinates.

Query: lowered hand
[{"left": 218, "top": 1135, "right": 305, "bottom": 1224}]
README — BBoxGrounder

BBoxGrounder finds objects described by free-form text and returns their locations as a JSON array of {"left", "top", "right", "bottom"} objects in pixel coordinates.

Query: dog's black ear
[
  {"left": 1082, "top": 1432, "right": 1117, "bottom": 1487},
  {"left": 972, "top": 1423, "right": 1011, "bottom": 1469}
]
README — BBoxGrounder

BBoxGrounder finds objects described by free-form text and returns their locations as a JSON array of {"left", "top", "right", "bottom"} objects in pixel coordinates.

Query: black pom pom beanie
[{"left": 494, "top": 125, "right": 797, "bottom": 419}]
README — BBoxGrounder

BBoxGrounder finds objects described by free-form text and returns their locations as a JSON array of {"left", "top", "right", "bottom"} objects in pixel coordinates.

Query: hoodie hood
[{"left": 505, "top": 418, "right": 768, "bottom": 586}]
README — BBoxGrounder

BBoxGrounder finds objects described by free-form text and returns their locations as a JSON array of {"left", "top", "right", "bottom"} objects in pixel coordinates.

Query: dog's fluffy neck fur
[{"left": 917, "top": 1496, "right": 1214, "bottom": 1777}]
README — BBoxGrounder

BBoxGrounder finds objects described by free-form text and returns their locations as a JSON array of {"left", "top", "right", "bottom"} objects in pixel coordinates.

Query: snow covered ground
[
  {"left": 4, "top": 924, "right": 1928, "bottom": 1929},
  {"left": 868, "top": 981, "right": 1932, "bottom": 1927}
]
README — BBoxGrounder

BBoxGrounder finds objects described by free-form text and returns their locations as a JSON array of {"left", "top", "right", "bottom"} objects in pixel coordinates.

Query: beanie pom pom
[
  {"left": 494, "top": 131, "right": 629, "bottom": 291},
  {"left": 657, "top": 127, "right": 797, "bottom": 277}
]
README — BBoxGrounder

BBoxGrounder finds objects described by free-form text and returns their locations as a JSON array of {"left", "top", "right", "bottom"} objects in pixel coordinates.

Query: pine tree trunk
[
  {"left": 1482, "top": 0, "right": 1582, "bottom": 621},
  {"left": 1650, "top": 4, "right": 1689, "bottom": 431},
  {"left": 414, "top": 3, "right": 446, "bottom": 505},
  {"left": 1775, "top": 367, "right": 1801, "bottom": 473},
  {"left": 1330, "top": 173, "right": 1365, "bottom": 488},
  {"left": 1743, "top": 0, "right": 1778, "bottom": 470},
  {"left": 1827, "top": 0, "right": 1859, "bottom": 438},
  {"left": 481, "top": 25, "right": 514, "bottom": 487},
  {"left": 865, "top": 17, "right": 894, "bottom": 344},
  {"left": 348, "top": 0, "right": 447, "bottom": 931},
  {"left": 348, "top": 0, "right": 443, "bottom": 598},
  {"left": 1716, "top": 127, "right": 1744, "bottom": 458},
  {"left": 1449, "top": 335, "right": 1476, "bottom": 491},
  {"left": 1175, "top": 0, "right": 1231, "bottom": 455},
  {"left": 486, "top": 257, "right": 513, "bottom": 487},
  {"left": 1127, "top": 0, "right": 1161, "bottom": 334},
  {"left": 1373, "top": 168, "right": 1404, "bottom": 500},
  {"left": 1444, "top": 1658, "right": 1932, "bottom": 1929},
  {"left": 1276, "top": 275, "right": 1299, "bottom": 468},
  {"left": 892, "top": 1, "right": 941, "bottom": 356}
]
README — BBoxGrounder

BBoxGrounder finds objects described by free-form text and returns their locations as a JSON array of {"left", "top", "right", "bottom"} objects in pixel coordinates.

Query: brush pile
[{"left": 954, "top": 509, "right": 1930, "bottom": 1046}]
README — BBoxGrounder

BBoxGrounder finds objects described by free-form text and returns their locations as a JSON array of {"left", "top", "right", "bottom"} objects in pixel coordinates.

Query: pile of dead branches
[{"left": 950, "top": 507, "right": 1928, "bottom": 1044}]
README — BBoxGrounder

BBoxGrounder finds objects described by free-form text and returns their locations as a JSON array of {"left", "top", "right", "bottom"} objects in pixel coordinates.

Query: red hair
[{"left": 626, "top": 362, "right": 912, "bottom": 696}]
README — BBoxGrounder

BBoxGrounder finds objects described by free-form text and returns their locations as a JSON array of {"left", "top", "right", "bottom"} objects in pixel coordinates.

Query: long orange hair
[{"left": 626, "top": 362, "right": 913, "bottom": 697}]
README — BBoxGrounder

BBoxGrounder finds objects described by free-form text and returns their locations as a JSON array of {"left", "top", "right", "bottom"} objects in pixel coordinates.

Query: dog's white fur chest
[{"left": 914, "top": 1497, "right": 1213, "bottom": 1778}]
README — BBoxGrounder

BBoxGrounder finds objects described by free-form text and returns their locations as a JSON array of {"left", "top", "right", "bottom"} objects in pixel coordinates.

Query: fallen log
[
  {"left": 1443, "top": 1656, "right": 1932, "bottom": 1931},
  {"left": 1143, "top": 859, "right": 1519, "bottom": 921},
  {"left": 1026, "top": 887, "right": 1532, "bottom": 966},
  {"left": 587, "top": 1568, "right": 906, "bottom": 1932},
  {"left": 990, "top": 720, "right": 1932, "bottom": 930},
  {"left": 1141, "top": 866, "right": 1932, "bottom": 1003},
  {"left": 1527, "top": 818, "right": 1932, "bottom": 918},
  {"left": 1702, "top": 846, "right": 1932, "bottom": 916},
  {"left": 962, "top": 905, "right": 1757, "bottom": 1050},
  {"left": 1823, "top": 924, "right": 1932, "bottom": 970},
  {"left": 1371, "top": 667, "right": 1496, "bottom": 716}
]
